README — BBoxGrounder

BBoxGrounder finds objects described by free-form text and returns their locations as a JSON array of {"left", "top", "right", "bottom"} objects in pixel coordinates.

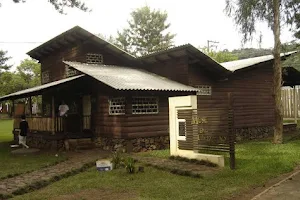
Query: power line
[{"left": 0, "top": 42, "right": 43, "bottom": 44}]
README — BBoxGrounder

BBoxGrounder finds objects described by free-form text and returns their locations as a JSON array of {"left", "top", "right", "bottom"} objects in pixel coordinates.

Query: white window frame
[
  {"left": 42, "top": 71, "right": 50, "bottom": 84},
  {"left": 177, "top": 119, "right": 186, "bottom": 141},
  {"left": 132, "top": 96, "right": 159, "bottom": 115},
  {"left": 86, "top": 53, "right": 103, "bottom": 64},
  {"left": 109, "top": 97, "right": 125, "bottom": 115},
  {"left": 196, "top": 85, "right": 212, "bottom": 96}
]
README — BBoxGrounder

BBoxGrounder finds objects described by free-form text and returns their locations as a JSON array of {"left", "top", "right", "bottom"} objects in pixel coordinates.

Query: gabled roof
[
  {"left": 137, "top": 44, "right": 231, "bottom": 76},
  {"left": 27, "top": 26, "right": 136, "bottom": 61},
  {"left": 64, "top": 61, "right": 198, "bottom": 92},
  {"left": 221, "top": 51, "right": 297, "bottom": 72},
  {"left": 0, "top": 75, "right": 85, "bottom": 101}
]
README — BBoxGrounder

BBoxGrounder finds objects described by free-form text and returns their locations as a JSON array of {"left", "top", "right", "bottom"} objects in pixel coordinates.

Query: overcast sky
[{"left": 0, "top": 0, "right": 296, "bottom": 66}]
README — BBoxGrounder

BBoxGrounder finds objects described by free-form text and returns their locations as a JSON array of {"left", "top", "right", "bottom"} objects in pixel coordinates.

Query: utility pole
[{"left": 207, "top": 40, "right": 219, "bottom": 52}]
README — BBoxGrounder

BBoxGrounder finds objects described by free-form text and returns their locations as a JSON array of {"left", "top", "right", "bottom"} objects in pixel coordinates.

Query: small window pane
[
  {"left": 196, "top": 85, "right": 212, "bottom": 96},
  {"left": 109, "top": 97, "right": 125, "bottom": 115},
  {"left": 86, "top": 53, "right": 103, "bottom": 64},
  {"left": 42, "top": 71, "right": 50, "bottom": 84},
  {"left": 132, "top": 96, "right": 158, "bottom": 114}
]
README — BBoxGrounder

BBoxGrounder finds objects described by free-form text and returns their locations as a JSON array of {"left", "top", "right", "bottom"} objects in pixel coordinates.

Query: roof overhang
[
  {"left": 0, "top": 75, "right": 85, "bottom": 102},
  {"left": 137, "top": 44, "right": 231, "bottom": 77},
  {"left": 27, "top": 26, "right": 136, "bottom": 63},
  {"left": 221, "top": 51, "right": 297, "bottom": 72}
]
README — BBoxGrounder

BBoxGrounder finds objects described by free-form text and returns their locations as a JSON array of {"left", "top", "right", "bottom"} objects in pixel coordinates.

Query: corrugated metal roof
[
  {"left": 221, "top": 51, "right": 297, "bottom": 72},
  {"left": 0, "top": 75, "right": 85, "bottom": 101},
  {"left": 64, "top": 61, "right": 198, "bottom": 92}
]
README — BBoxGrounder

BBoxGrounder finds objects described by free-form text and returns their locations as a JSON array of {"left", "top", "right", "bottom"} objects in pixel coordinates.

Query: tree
[
  {"left": 225, "top": 0, "right": 300, "bottom": 144},
  {"left": 5, "top": 0, "right": 89, "bottom": 14},
  {"left": 16, "top": 59, "right": 41, "bottom": 88},
  {"left": 231, "top": 48, "right": 273, "bottom": 59},
  {"left": 0, "top": 50, "right": 11, "bottom": 73},
  {"left": 201, "top": 48, "right": 238, "bottom": 63},
  {"left": 116, "top": 6, "right": 176, "bottom": 56},
  {"left": 0, "top": 59, "right": 40, "bottom": 96},
  {"left": 97, "top": 33, "right": 119, "bottom": 46}
]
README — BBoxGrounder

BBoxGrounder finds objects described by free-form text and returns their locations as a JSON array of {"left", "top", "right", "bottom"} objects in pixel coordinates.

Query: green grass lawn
[
  {"left": 0, "top": 119, "right": 14, "bottom": 142},
  {"left": 12, "top": 137, "right": 300, "bottom": 200},
  {"left": 0, "top": 119, "right": 67, "bottom": 179}
]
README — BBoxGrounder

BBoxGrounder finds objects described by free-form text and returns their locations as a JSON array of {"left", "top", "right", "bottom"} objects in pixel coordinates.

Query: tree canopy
[
  {"left": 225, "top": 0, "right": 300, "bottom": 43},
  {"left": 8, "top": 0, "right": 89, "bottom": 14},
  {"left": 115, "top": 6, "right": 176, "bottom": 56},
  {"left": 201, "top": 48, "right": 238, "bottom": 63},
  {"left": 0, "top": 50, "right": 11, "bottom": 73},
  {"left": 0, "top": 58, "right": 40, "bottom": 97}
]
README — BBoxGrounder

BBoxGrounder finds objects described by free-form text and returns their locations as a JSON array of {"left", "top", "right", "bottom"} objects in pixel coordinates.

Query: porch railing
[
  {"left": 13, "top": 115, "right": 90, "bottom": 133},
  {"left": 14, "top": 117, "right": 63, "bottom": 132}
]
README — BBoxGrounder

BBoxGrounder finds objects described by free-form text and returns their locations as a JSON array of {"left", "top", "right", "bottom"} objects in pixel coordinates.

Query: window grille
[
  {"left": 132, "top": 97, "right": 158, "bottom": 114},
  {"left": 65, "top": 65, "right": 78, "bottom": 77},
  {"left": 196, "top": 85, "right": 212, "bottom": 96},
  {"left": 86, "top": 53, "right": 103, "bottom": 64},
  {"left": 42, "top": 71, "right": 50, "bottom": 84},
  {"left": 109, "top": 97, "right": 125, "bottom": 115}
]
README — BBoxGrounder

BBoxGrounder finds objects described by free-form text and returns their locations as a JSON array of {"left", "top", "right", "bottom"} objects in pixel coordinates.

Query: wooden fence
[{"left": 282, "top": 86, "right": 300, "bottom": 120}]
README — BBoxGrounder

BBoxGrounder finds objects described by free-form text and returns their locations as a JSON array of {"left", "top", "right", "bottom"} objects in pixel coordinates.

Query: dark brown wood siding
[
  {"left": 189, "top": 62, "right": 275, "bottom": 128},
  {"left": 93, "top": 90, "right": 193, "bottom": 139},
  {"left": 140, "top": 56, "right": 189, "bottom": 85},
  {"left": 40, "top": 42, "right": 128, "bottom": 83}
]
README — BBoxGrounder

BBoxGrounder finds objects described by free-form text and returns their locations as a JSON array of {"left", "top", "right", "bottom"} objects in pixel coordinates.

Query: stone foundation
[
  {"left": 26, "top": 136, "right": 65, "bottom": 150},
  {"left": 235, "top": 126, "right": 273, "bottom": 141},
  {"left": 94, "top": 136, "right": 170, "bottom": 152}
]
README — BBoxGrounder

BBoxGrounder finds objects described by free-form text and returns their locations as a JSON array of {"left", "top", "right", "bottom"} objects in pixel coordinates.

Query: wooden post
[
  {"left": 52, "top": 96, "right": 55, "bottom": 135},
  {"left": 228, "top": 93, "right": 235, "bottom": 170},
  {"left": 294, "top": 86, "right": 297, "bottom": 124},
  {"left": 11, "top": 100, "right": 15, "bottom": 117},
  {"left": 29, "top": 97, "right": 32, "bottom": 117}
]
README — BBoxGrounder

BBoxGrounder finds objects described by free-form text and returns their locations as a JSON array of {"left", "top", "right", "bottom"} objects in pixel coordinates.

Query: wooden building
[{"left": 0, "top": 26, "right": 297, "bottom": 151}]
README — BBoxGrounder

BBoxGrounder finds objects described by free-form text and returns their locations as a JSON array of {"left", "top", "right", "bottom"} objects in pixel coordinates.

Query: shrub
[
  {"left": 125, "top": 157, "right": 135, "bottom": 174},
  {"left": 111, "top": 151, "right": 123, "bottom": 169}
]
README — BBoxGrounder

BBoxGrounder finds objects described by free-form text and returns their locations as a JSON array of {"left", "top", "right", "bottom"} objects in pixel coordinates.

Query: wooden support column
[
  {"left": 29, "top": 97, "right": 32, "bottom": 117},
  {"left": 52, "top": 96, "right": 55, "bottom": 135},
  {"left": 294, "top": 86, "right": 297, "bottom": 123},
  {"left": 11, "top": 100, "right": 15, "bottom": 117}
]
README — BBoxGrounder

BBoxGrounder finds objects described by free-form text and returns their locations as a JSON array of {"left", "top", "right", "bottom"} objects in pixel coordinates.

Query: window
[
  {"left": 86, "top": 53, "right": 103, "bottom": 64},
  {"left": 132, "top": 97, "right": 158, "bottom": 114},
  {"left": 196, "top": 85, "right": 212, "bottom": 96},
  {"left": 42, "top": 71, "right": 50, "bottom": 84},
  {"left": 178, "top": 119, "right": 186, "bottom": 140},
  {"left": 65, "top": 65, "right": 78, "bottom": 77},
  {"left": 109, "top": 97, "right": 125, "bottom": 115}
]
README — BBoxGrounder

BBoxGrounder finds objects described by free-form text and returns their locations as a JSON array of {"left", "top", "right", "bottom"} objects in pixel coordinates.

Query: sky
[{"left": 0, "top": 0, "right": 297, "bottom": 67}]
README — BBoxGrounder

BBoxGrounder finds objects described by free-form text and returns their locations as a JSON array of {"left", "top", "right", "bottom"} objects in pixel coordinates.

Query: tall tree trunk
[{"left": 273, "top": 0, "right": 283, "bottom": 144}]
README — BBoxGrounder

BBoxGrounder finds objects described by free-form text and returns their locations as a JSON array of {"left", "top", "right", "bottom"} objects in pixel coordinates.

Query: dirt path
[{"left": 132, "top": 155, "right": 220, "bottom": 177}]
